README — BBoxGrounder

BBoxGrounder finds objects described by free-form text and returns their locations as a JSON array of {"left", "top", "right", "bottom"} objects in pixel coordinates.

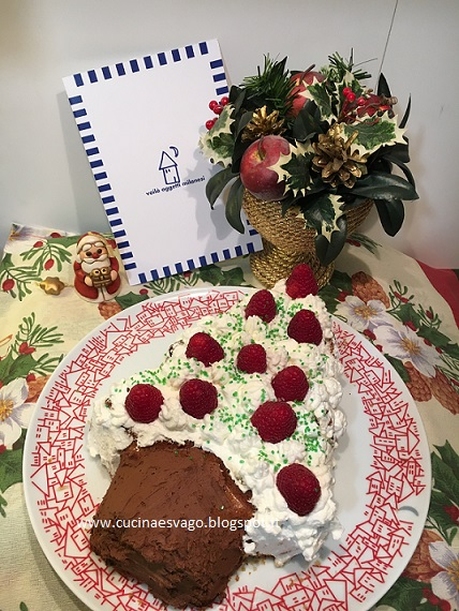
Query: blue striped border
[
  {"left": 129, "top": 236, "right": 260, "bottom": 284},
  {"left": 70, "top": 40, "right": 227, "bottom": 101}
]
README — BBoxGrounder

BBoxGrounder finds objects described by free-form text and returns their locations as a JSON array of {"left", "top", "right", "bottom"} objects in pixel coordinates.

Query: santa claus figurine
[{"left": 73, "top": 232, "right": 121, "bottom": 302}]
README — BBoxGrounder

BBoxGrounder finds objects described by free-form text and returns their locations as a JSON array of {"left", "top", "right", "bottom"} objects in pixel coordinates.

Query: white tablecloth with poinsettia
[{"left": 0, "top": 223, "right": 458, "bottom": 611}]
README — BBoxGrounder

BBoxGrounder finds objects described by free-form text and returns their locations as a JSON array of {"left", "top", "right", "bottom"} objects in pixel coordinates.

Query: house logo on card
[
  {"left": 146, "top": 146, "right": 205, "bottom": 196},
  {"left": 159, "top": 147, "right": 180, "bottom": 186}
]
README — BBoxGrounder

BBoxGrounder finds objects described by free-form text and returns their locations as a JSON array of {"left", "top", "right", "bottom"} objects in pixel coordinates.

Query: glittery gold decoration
[
  {"left": 312, "top": 124, "right": 368, "bottom": 188},
  {"left": 242, "top": 106, "right": 285, "bottom": 141},
  {"left": 38, "top": 276, "right": 66, "bottom": 295}
]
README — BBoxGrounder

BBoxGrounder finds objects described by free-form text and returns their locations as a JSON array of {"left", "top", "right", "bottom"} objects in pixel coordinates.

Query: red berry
[
  {"left": 209, "top": 100, "right": 219, "bottom": 111},
  {"left": 179, "top": 378, "right": 218, "bottom": 419},
  {"left": 272, "top": 366, "right": 309, "bottom": 401},
  {"left": 44, "top": 259, "right": 54, "bottom": 270},
  {"left": 206, "top": 119, "right": 216, "bottom": 130},
  {"left": 285, "top": 263, "right": 318, "bottom": 298},
  {"left": 186, "top": 332, "right": 224, "bottom": 366},
  {"left": 219, "top": 96, "right": 229, "bottom": 106},
  {"left": 287, "top": 310, "right": 323, "bottom": 345},
  {"left": 33, "top": 240, "right": 44, "bottom": 248},
  {"left": 2, "top": 278, "right": 15, "bottom": 292},
  {"left": 125, "top": 383, "right": 164, "bottom": 423},
  {"left": 245, "top": 289, "right": 277, "bottom": 323},
  {"left": 251, "top": 401, "right": 297, "bottom": 443},
  {"left": 276, "top": 463, "right": 321, "bottom": 515},
  {"left": 236, "top": 344, "right": 267, "bottom": 374},
  {"left": 213, "top": 104, "right": 223, "bottom": 115}
]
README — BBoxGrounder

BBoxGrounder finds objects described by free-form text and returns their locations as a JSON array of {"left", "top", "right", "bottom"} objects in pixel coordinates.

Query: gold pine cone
[
  {"left": 404, "top": 361, "right": 433, "bottom": 403},
  {"left": 242, "top": 106, "right": 285, "bottom": 142},
  {"left": 402, "top": 528, "right": 443, "bottom": 581},
  {"left": 312, "top": 125, "right": 367, "bottom": 188},
  {"left": 426, "top": 368, "right": 459, "bottom": 414},
  {"left": 351, "top": 271, "right": 390, "bottom": 308},
  {"left": 98, "top": 300, "right": 123, "bottom": 320}
]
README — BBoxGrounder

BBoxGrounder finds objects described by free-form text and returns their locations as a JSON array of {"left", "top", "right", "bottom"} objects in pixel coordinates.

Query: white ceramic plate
[{"left": 23, "top": 287, "right": 431, "bottom": 611}]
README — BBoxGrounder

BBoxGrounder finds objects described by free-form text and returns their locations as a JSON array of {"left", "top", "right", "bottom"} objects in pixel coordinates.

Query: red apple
[
  {"left": 289, "top": 69, "right": 324, "bottom": 117},
  {"left": 240, "top": 135, "right": 290, "bottom": 202}
]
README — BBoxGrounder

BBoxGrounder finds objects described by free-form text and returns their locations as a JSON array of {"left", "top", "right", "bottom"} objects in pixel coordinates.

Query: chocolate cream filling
[{"left": 90, "top": 441, "right": 254, "bottom": 608}]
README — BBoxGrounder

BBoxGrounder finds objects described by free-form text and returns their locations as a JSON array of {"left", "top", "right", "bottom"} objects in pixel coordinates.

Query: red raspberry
[
  {"left": 271, "top": 366, "right": 309, "bottom": 401},
  {"left": 276, "top": 463, "right": 321, "bottom": 515},
  {"left": 285, "top": 263, "right": 318, "bottom": 298},
  {"left": 179, "top": 378, "right": 218, "bottom": 419},
  {"left": 236, "top": 344, "right": 267, "bottom": 373},
  {"left": 125, "top": 383, "right": 164, "bottom": 423},
  {"left": 251, "top": 401, "right": 297, "bottom": 443},
  {"left": 186, "top": 332, "right": 224, "bottom": 366},
  {"left": 245, "top": 289, "right": 277, "bottom": 323},
  {"left": 287, "top": 310, "right": 323, "bottom": 344}
]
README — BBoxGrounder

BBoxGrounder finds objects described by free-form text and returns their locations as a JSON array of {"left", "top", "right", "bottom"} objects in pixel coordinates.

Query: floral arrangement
[{"left": 199, "top": 52, "right": 418, "bottom": 265}]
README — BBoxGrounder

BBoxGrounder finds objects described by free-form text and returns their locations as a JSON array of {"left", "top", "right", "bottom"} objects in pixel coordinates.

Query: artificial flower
[{"left": 0, "top": 378, "right": 35, "bottom": 447}]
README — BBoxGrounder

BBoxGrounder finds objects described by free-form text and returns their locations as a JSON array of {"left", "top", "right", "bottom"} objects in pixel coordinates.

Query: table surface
[{"left": 1, "top": 223, "right": 458, "bottom": 611}]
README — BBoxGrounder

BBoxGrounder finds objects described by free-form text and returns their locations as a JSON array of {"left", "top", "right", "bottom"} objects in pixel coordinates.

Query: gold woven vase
[{"left": 243, "top": 190, "right": 373, "bottom": 289}]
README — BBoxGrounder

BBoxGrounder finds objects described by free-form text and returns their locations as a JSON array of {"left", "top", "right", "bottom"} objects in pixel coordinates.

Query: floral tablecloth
[{"left": 1, "top": 223, "right": 458, "bottom": 611}]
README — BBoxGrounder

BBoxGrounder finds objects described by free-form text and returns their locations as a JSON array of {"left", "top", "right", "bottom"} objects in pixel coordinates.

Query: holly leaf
[
  {"left": 308, "top": 82, "right": 334, "bottom": 120},
  {"left": 429, "top": 489, "right": 458, "bottom": 539},
  {"left": 282, "top": 151, "right": 314, "bottom": 196},
  {"left": 344, "top": 116, "right": 404, "bottom": 154},
  {"left": 417, "top": 324, "right": 452, "bottom": 350},
  {"left": 198, "top": 264, "right": 248, "bottom": 287},
  {"left": 376, "top": 576, "right": 426, "bottom": 610},
  {"left": 116, "top": 292, "right": 149, "bottom": 310},
  {"left": 431, "top": 452, "right": 459, "bottom": 506},
  {"left": 384, "top": 354, "right": 410, "bottom": 383},
  {"left": 0, "top": 447, "right": 23, "bottom": 494},
  {"left": 292, "top": 101, "right": 323, "bottom": 141},
  {"left": 434, "top": 441, "right": 459, "bottom": 474}
]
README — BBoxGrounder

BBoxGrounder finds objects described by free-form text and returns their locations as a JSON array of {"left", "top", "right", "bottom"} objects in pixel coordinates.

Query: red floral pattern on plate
[{"left": 24, "top": 290, "right": 431, "bottom": 611}]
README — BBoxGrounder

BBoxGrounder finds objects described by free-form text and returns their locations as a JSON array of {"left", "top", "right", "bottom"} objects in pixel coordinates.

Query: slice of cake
[
  {"left": 90, "top": 441, "right": 254, "bottom": 608},
  {"left": 88, "top": 264, "right": 346, "bottom": 607}
]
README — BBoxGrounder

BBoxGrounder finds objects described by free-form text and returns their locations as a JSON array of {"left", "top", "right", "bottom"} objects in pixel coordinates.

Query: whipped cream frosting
[{"left": 88, "top": 279, "right": 346, "bottom": 565}]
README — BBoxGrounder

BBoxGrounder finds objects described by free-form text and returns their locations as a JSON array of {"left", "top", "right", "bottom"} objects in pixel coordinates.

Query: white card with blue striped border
[{"left": 63, "top": 39, "right": 262, "bottom": 285}]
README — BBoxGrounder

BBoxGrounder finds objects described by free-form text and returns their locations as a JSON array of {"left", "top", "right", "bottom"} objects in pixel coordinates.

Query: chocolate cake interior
[{"left": 90, "top": 441, "right": 254, "bottom": 608}]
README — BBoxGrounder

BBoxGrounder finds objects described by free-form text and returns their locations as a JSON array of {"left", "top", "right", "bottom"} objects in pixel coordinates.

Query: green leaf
[
  {"left": 315, "top": 215, "right": 347, "bottom": 266},
  {"left": 428, "top": 489, "right": 458, "bottom": 537},
  {"left": 292, "top": 101, "right": 323, "bottom": 141},
  {"left": 377, "top": 72, "right": 391, "bottom": 97},
  {"left": 418, "top": 324, "right": 453, "bottom": 350},
  {"left": 116, "top": 291, "right": 149, "bottom": 310},
  {"left": 351, "top": 172, "right": 418, "bottom": 201},
  {"left": 384, "top": 355, "right": 410, "bottom": 382},
  {"left": 374, "top": 198, "right": 405, "bottom": 236},
  {"left": 376, "top": 576, "right": 425, "bottom": 610},
  {"left": 400, "top": 95, "right": 412, "bottom": 129},
  {"left": 308, "top": 81, "right": 334, "bottom": 119},
  {"left": 282, "top": 151, "right": 314, "bottom": 195},
  {"left": 0, "top": 447, "right": 23, "bottom": 494},
  {"left": 434, "top": 441, "right": 459, "bottom": 473},
  {"left": 205, "top": 167, "right": 236, "bottom": 207},
  {"left": 431, "top": 452, "right": 459, "bottom": 506},
  {"left": 329, "top": 269, "right": 353, "bottom": 293},
  {"left": 225, "top": 178, "right": 245, "bottom": 233},
  {"left": 198, "top": 264, "right": 248, "bottom": 287},
  {"left": 343, "top": 118, "right": 398, "bottom": 152}
]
